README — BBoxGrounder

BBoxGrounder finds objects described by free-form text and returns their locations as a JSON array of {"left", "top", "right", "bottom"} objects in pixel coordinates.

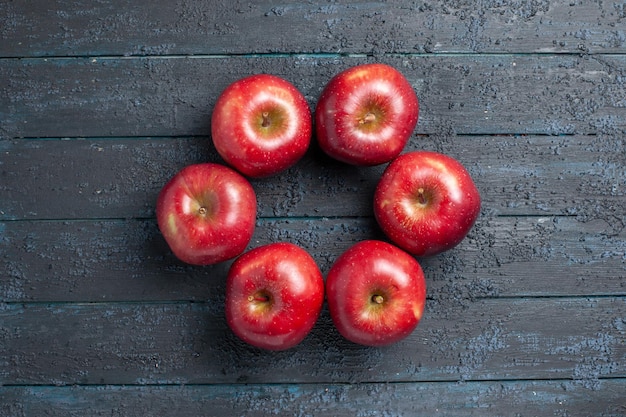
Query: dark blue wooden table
[{"left": 1, "top": 1, "right": 625, "bottom": 415}]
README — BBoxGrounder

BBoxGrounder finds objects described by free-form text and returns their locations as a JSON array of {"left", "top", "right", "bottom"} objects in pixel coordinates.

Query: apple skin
[
  {"left": 156, "top": 163, "right": 257, "bottom": 266},
  {"left": 315, "top": 63, "right": 419, "bottom": 166},
  {"left": 326, "top": 240, "right": 427, "bottom": 347},
  {"left": 374, "top": 151, "right": 481, "bottom": 257},
  {"left": 225, "top": 242, "right": 324, "bottom": 351},
  {"left": 211, "top": 74, "right": 312, "bottom": 178}
]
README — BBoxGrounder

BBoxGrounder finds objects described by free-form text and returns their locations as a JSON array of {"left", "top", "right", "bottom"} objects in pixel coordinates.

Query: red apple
[
  {"left": 156, "top": 163, "right": 257, "bottom": 265},
  {"left": 225, "top": 242, "right": 324, "bottom": 351},
  {"left": 315, "top": 63, "right": 419, "bottom": 166},
  {"left": 326, "top": 240, "right": 427, "bottom": 347},
  {"left": 374, "top": 151, "right": 481, "bottom": 257},
  {"left": 211, "top": 74, "right": 312, "bottom": 177}
]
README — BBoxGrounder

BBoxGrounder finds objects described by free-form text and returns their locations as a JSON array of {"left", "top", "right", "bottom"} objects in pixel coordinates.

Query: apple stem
[
  {"left": 372, "top": 294, "right": 384, "bottom": 304},
  {"left": 417, "top": 188, "right": 427, "bottom": 205},
  {"left": 261, "top": 112, "right": 271, "bottom": 128},
  {"left": 359, "top": 112, "right": 376, "bottom": 125},
  {"left": 249, "top": 293, "right": 270, "bottom": 303},
  {"left": 198, "top": 207, "right": 208, "bottom": 216}
]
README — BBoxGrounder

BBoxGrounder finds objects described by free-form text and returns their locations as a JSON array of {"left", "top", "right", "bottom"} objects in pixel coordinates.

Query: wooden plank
[
  {"left": 2, "top": 134, "right": 624, "bottom": 220},
  {"left": 2, "top": 380, "right": 625, "bottom": 417},
  {"left": 2, "top": 1, "right": 626, "bottom": 57},
  {"left": 1, "top": 297, "right": 624, "bottom": 385},
  {"left": 1, "top": 216, "right": 625, "bottom": 303},
  {"left": 0, "top": 136, "right": 378, "bottom": 220},
  {"left": 2, "top": 55, "right": 625, "bottom": 139}
]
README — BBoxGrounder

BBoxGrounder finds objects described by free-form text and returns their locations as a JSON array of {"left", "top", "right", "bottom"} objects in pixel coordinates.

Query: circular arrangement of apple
[{"left": 156, "top": 63, "right": 481, "bottom": 351}]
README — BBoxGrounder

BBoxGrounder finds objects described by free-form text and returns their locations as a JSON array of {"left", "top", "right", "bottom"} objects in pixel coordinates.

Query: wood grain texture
[
  {"left": 2, "top": 380, "right": 626, "bottom": 417},
  {"left": 1, "top": 216, "right": 625, "bottom": 303},
  {"left": 1, "top": 133, "right": 624, "bottom": 220},
  {"left": 2, "top": 54, "right": 626, "bottom": 140},
  {"left": 2, "top": 298, "right": 625, "bottom": 385},
  {"left": 2, "top": 0, "right": 626, "bottom": 57}
]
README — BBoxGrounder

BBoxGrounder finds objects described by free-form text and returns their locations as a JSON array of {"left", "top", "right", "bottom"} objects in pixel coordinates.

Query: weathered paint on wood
[
  {"left": 2, "top": 0, "right": 626, "bottom": 57},
  {"left": 1, "top": 134, "right": 624, "bottom": 220},
  {"left": 1, "top": 216, "right": 625, "bottom": 303},
  {"left": 2, "top": 54, "right": 626, "bottom": 139},
  {"left": 2, "top": 380, "right": 626, "bottom": 417},
  {"left": 2, "top": 298, "right": 625, "bottom": 385}
]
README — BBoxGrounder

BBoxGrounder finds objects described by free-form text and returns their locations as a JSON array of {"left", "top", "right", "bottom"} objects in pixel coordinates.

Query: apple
[
  {"left": 325, "top": 240, "right": 427, "bottom": 347},
  {"left": 374, "top": 151, "right": 481, "bottom": 257},
  {"left": 314, "top": 63, "right": 419, "bottom": 166},
  {"left": 156, "top": 163, "right": 257, "bottom": 265},
  {"left": 211, "top": 74, "right": 312, "bottom": 177},
  {"left": 225, "top": 242, "right": 324, "bottom": 351}
]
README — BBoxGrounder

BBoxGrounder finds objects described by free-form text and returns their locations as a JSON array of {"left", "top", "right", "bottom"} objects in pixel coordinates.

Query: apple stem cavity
[{"left": 198, "top": 207, "right": 208, "bottom": 216}]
